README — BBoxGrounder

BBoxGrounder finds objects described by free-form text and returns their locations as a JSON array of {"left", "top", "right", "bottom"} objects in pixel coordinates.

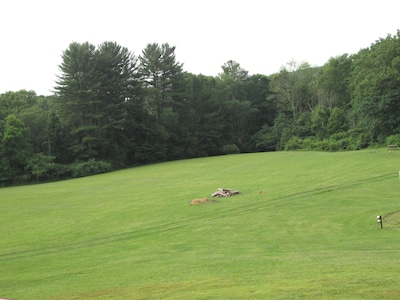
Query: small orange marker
[{"left": 259, "top": 191, "right": 263, "bottom": 195}]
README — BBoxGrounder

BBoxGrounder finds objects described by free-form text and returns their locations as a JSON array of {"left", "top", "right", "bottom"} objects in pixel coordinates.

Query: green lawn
[{"left": 1, "top": 149, "right": 400, "bottom": 299}]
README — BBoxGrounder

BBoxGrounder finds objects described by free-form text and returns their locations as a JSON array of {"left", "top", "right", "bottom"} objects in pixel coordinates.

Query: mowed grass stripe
[{"left": 2, "top": 171, "right": 393, "bottom": 262}]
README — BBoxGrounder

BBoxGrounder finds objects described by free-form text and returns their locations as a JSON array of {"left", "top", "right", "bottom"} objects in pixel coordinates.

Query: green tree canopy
[
  {"left": 351, "top": 30, "right": 400, "bottom": 142},
  {"left": 0, "top": 114, "right": 33, "bottom": 183}
]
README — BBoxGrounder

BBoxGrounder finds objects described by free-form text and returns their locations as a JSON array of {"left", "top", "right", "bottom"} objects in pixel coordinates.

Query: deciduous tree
[
  {"left": 351, "top": 30, "right": 400, "bottom": 142},
  {"left": 0, "top": 114, "right": 32, "bottom": 183}
]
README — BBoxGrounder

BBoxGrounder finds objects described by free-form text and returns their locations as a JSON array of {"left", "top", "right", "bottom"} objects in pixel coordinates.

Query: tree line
[{"left": 1, "top": 30, "right": 400, "bottom": 185}]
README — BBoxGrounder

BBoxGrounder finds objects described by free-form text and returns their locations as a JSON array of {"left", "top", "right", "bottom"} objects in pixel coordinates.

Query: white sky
[{"left": 1, "top": 0, "right": 399, "bottom": 96}]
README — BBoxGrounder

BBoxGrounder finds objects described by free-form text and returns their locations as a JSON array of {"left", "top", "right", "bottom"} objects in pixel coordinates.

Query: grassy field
[{"left": 1, "top": 149, "right": 400, "bottom": 299}]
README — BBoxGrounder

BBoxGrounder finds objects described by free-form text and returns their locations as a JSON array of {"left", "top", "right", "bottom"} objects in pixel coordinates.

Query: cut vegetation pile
[{"left": 211, "top": 188, "right": 241, "bottom": 197}]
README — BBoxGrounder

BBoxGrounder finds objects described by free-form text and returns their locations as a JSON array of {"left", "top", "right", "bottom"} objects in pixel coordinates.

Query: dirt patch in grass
[
  {"left": 189, "top": 198, "right": 212, "bottom": 205},
  {"left": 383, "top": 211, "right": 400, "bottom": 229}
]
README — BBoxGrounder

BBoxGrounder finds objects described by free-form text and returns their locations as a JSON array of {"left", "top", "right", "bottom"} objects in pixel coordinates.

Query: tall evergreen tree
[
  {"left": 94, "top": 41, "right": 139, "bottom": 165},
  {"left": 55, "top": 41, "right": 139, "bottom": 165},
  {"left": 138, "top": 43, "right": 185, "bottom": 160},
  {"left": 139, "top": 43, "right": 183, "bottom": 121},
  {"left": 179, "top": 73, "right": 223, "bottom": 157},
  {"left": 55, "top": 42, "right": 99, "bottom": 160}
]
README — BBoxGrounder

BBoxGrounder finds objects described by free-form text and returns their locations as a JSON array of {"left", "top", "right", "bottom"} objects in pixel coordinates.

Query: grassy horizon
[{"left": 1, "top": 149, "right": 400, "bottom": 299}]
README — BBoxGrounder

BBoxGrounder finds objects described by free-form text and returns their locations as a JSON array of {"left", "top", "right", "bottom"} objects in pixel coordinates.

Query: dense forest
[{"left": 1, "top": 30, "right": 400, "bottom": 185}]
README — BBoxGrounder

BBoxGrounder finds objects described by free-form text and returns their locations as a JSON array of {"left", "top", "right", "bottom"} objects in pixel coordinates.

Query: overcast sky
[{"left": 1, "top": 0, "right": 399, "bottom": 96}]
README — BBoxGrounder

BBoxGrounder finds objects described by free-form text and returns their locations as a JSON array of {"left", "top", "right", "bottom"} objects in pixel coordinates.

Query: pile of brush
[{"left": 211, "top": 188, "right": 241, "bottom": 197}]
